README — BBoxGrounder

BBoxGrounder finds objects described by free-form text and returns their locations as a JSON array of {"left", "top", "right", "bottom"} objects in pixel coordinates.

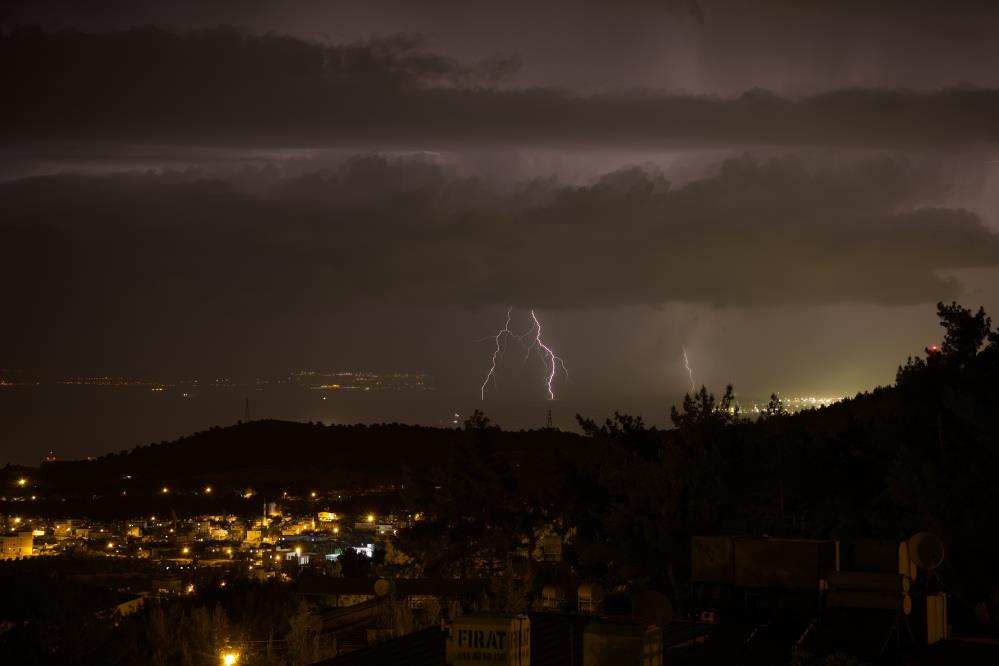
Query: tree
[
  {"left": 760, "top": 393, "right": 787, "bottom": 420},
  {"left": 399, "top": 427, "right": 525, "bottom": 577},
  {"left": 463, "top": 409, "right": 495, "bottom": 431},
  {"left": 898, "top": 301, "right": 994, "bottom": 383},
  {"left": 670, "top": 385, "right": 740, "bottom": 429},
  {"left": 286, "top": 602, "right": 335, "bottom": 665},
  {"left": 337, "top": 548, "right": 372, "bottom": 577},
  {"left": 937, "top": 301, "right": 991, "bottom": 364}
]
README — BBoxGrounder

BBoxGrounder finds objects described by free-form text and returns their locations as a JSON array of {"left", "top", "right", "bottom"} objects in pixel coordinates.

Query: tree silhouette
[{"left": 670, "top": 384, "right": 740, "bottom": 428}]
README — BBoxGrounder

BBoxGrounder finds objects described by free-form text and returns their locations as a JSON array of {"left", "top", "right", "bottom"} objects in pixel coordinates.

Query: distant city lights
[{"left": 745, "top": 395, "right": 845, "bottom": 414}]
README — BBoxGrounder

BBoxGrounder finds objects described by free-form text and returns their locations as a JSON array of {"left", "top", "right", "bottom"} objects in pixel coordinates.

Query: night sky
[{"left": 3, "top": 1, "right": 999, "bottom": 462}]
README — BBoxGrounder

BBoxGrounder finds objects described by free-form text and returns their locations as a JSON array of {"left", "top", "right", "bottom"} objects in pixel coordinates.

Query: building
[{"left": 0, "top": 531, "right": 33, "bottom": 559}]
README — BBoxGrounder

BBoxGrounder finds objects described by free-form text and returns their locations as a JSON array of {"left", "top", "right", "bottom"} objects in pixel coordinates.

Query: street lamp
[{"left": 221, "top": 651, "right": 239, "bottom": 665}]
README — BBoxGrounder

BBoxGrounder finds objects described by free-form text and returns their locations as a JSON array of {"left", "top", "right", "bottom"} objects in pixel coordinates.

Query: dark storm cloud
[
  {"left": 6, "top": 1, "right": 999, "bottom": 94},
  {"left": 2, "top": 154, "right": 996, "bottom": 347},
  {"left": 4, "top": 27, "right": 999, "bottom": 150}
]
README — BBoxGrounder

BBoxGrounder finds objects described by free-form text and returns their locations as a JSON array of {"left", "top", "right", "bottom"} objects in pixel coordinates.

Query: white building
[{"left": 0, "top": 532, "right": 33, "bottom": 559}]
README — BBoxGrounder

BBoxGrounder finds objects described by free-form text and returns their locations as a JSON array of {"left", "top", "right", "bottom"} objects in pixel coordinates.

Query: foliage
[
  {"left": 398, "top": 415, "right": 529, "bottom": 577},
  {"left": 0, "top": 573, "right": 305, "bottom": 665},
  {"left": 285, "top": 602, "right": 335, "bottom": 666},
  {"left": 337, "top": 548, "right": 373, "bottom": 577},
  {"left": 670, "top": 384, "right": 741, "bottom": 428}
]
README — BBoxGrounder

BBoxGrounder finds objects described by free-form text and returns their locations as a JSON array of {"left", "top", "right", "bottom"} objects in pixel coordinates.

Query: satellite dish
[
  {"left": 908, "top": 532, "right": 945, "bottom": 570},
  {"left": 578, "top": 583, "right": 605, "bottom": 613}
]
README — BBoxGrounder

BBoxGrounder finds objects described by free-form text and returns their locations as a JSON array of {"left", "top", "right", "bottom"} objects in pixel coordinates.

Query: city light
[
  {"left": 221, "top": 651, "right": 239, "bottom": 666},
  {"left": 204, "top": 486, "right": 212, "bottom": 494},
  {"left": 161, "top": 486, "right": 169, "bottom": 494},
  {"left": 310, "top": 491, "right": 317, "bottom": 498},
  {"left": 16, "top": 478, "right": 27, "bottom": 487},
  {"left": 182, "top": 547, "right": 190, "bottom": 554},
  {"left": 366, "top": 514, "right": 375, "bottom": 523}
]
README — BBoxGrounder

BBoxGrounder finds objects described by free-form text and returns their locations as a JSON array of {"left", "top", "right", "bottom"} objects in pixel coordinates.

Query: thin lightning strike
[
  {"left": 682, "top": 347, "right": 695, "bottom": 393},
  {"left": 479, "top": 308, "right": 569, "bottom": 401},
  {"left": 527, "top": 310, "right": 568, "bottom": 401},
  {"left": 480, "top": 307, "right": 514, "bottom": 400}
]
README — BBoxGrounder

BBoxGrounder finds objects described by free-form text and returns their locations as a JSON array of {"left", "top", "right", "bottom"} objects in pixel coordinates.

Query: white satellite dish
[{"left": 908, "top": 532, "right": 945, "bottom": 571}]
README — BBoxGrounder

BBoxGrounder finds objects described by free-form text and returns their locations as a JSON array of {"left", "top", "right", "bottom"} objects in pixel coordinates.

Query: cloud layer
[
  {"left": 6, "top": 2, "right": 999, "bottom": 94},
  {"left": 2, "top": 155, "right": 996, "bottom": 336},
  {"left": 4, "top": 27, "right": 999, "bottom": 149}
]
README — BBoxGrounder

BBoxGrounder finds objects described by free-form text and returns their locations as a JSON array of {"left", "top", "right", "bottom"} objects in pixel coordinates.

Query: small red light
[{"left": 929, "top": 345, "right": 939, "bottom": 353}]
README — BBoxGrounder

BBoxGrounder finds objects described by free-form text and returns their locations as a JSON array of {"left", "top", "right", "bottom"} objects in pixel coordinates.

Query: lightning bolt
[
  {"left": 682, "top": 347, "right": 695, "bottom": 393},
  {"left": 526, "top": 310, "right": 568, "bottom": 401},
  {"left": 480, "top": 308, "right": 568, "bottom": 401},
  {"left": 480, "top": 307, "right": 515, "bottom": 400}
]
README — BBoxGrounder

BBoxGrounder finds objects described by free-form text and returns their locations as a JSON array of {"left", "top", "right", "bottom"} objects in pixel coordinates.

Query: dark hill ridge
[{"left": 21, "top": 419, "right": 586, "bottom": 495}]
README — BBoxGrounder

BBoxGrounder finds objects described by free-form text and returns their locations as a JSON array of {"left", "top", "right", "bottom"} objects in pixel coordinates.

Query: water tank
[
  {"left": 926, "top": 593, "right": 948, "bottom": 644},
  {"left": 578, "top": 583, "right": 605, "bottom": 613},
  {"left": 541, "top": 535, "right": 563, "bottom": 561},
  {"left": 541, "top": 585, "right": 564, "bottom": 611}
]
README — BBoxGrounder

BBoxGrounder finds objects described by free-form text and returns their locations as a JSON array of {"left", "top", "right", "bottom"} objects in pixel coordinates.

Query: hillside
[{"left": 4, "top": 419, "right": 585, "bottom": 498}]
